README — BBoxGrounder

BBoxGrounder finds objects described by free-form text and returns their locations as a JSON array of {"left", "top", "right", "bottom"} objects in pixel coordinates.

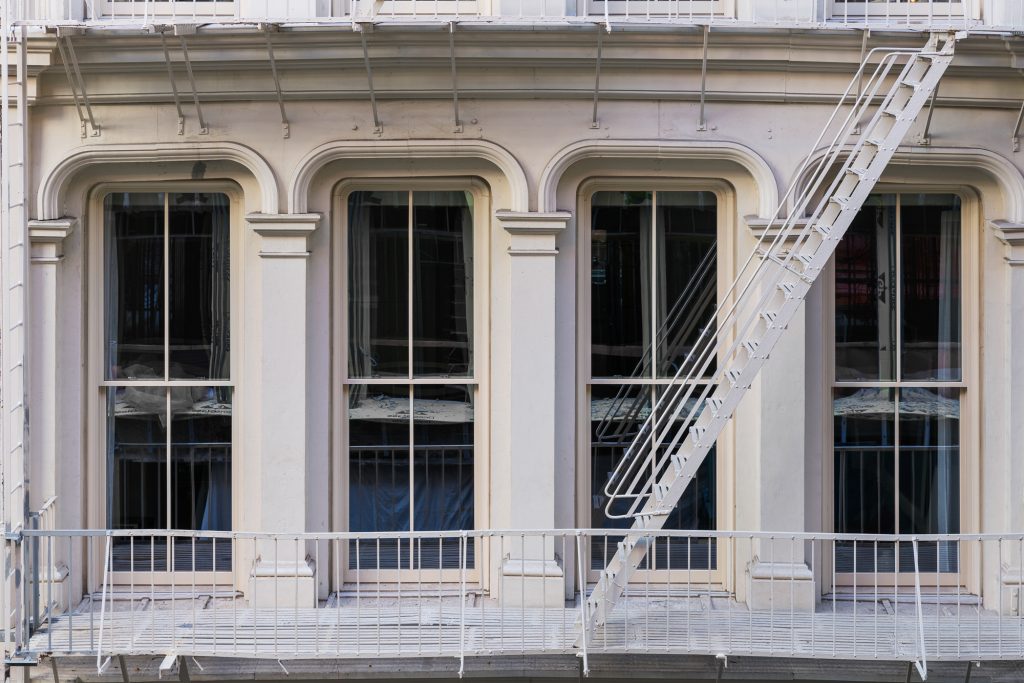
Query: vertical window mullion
[
  {"left": 407, "top": 191, "right": 415, "bottom": 540},
  {"left": 164, "top": 195, "right": 172, "bottom": 541},
  {"left": 893, "top": 194, "right": 902, "bottom": 536}
]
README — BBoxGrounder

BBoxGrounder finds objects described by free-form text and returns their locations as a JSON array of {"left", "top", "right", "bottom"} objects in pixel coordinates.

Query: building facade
[{"left": 3, "top": 1, "right": 1024, "bottom": 681}]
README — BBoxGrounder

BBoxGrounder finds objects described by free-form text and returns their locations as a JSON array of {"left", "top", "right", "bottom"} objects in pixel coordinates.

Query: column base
[
  {"left": 501, "top": 559, "right": 564, "bottom": 608},
  {"left": 1000, "top": 569, "right": 1023, "bottom": 616},
  {"left": 747, "top": 560, "right": 815, "bottom": 611},
  {"left": 37, "top": 564, "right": 70, "bottom": 614},
  {"left": 248, "top": 559, "right": 316, "bottom": 608}
]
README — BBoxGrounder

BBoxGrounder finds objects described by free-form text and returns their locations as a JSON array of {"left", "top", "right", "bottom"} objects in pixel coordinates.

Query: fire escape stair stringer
[{"left": 581, "top": 32, "right": 959, "bottom": 637}]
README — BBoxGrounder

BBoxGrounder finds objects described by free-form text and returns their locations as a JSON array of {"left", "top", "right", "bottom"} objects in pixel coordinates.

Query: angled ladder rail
[{"left": 583, "top": 33, "right": 959, "bottom": 630}]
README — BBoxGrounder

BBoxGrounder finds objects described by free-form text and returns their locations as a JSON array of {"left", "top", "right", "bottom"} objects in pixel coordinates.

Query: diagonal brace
[
  {"left": 261, "top": 24, "right": 289, "bottom": 139},
  {"left": 358, "top": 26, "right": 383, "bottom": 136},
  {"left": 449, "top": 22, "right": 462, "bottom": 134},
  {"left": 55, "top": 29, "right": 99, "bottom": 137}
]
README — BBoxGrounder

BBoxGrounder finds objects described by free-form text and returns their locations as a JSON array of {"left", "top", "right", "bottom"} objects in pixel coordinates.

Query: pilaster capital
[
  {"left": 990, "top": 220, "right": 1024, "bottom": 266},
  {"left": 28, "top": 218, "right": 76, "bottom": 263},
  {"left": 744, "top": 214, "right": 809, "bottom": 245},
  {"left": 247, "top": 212, "right": 321, "bottom": 258},
  {"left": 496, "top": 211, "right": 571, "bottom": 256}
]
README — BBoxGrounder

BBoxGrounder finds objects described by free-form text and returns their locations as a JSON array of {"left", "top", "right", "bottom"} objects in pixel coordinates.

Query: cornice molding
[
  {"left": 288, "top": 139, "right": 529, "bottom": 213},
  {"left": 539, "top": 139, "right": 780, "bottom": 217},
  {"left": 38, "top": 141, "right": 280, "bottom": 219}
]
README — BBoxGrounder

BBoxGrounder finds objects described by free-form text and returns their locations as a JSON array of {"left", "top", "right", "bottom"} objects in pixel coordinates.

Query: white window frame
[
  {"left": 332, "top": 178, "right": 490, "bottom": 587},
  {"left": 86, "top": 182, "right": 241, "bottom": 587},
  {"left": 575, "top": 178, "right": 734, "bottom": 589},
  {"left": 822, "top": 186, "right": 981, "bottom": 590}
]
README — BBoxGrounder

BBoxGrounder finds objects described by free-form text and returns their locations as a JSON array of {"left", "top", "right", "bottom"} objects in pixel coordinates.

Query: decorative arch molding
[
  {"left": 38, "top": 141, "right": 279, "bottom": 219},
  {"left": 538, "top": 139, "right": 781, "bottom": 216},
  {"left": 795, "top": 145, "right": 1024, "bottom": 223},
  {"left": 288, "top": 139, "right": 530, "bottom": 214}
]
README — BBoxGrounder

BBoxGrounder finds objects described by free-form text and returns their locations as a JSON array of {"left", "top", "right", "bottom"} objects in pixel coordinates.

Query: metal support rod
[
  {"left": 853, "top": 28, "right": 869, "bottom": 134},
  {"left": 60, "top": 34, "right": 100, "bottom": 137},
  {"left": 449, "top": 22, "right": 462, "bottom": 133},
  {"left": 159, "top": 32, "right": 186, "bottom": 135},
  {"left": 178, "top": 36, "right": 209, "bottom": 135},
  {"left": 917, "top": 80, "right": 939, "bottom": 145},
  {"left": 591, "top": 25, "right": 603, "bottom": 129},
  {"left": 359, "top": 29, "right": 382, "bottom": 135},
  {"left": 697, "top": 24, "right": 709, "bottom": 131},
  {"left": 54, "top": 37, "right": 89, "bottom": 138},
  {"left": 1013, "top": 99, "right": 1024, "bottom": 152},
  {"left": 261, "top": 26, "right": 289, "bottom": 139}
]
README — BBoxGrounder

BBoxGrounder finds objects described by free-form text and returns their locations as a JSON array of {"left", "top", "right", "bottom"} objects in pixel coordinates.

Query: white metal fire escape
[
  {"left": 1, "top": 1, "right": 30, "bottom": 663},
  {"left": 586, "top": 32, "right": 959, "bottom": 628}
]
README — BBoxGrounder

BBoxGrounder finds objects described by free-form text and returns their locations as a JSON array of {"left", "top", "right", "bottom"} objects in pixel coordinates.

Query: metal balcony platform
[{"left": 26, "top": 591, "right": 1024, "bottom": 664}]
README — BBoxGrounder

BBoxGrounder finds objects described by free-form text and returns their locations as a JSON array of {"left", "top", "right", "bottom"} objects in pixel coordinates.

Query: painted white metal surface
[
  {"left": 16, "top": 528, "right": 1024, "bottom": 672},
  {"left": 589, "top": 34, "right": 958, "bottom": 635}
]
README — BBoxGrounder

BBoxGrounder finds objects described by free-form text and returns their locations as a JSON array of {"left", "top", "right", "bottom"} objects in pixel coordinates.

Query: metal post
[
  {"left": 159, "top": 32, "right": 187, "bottom": 135},
  {"left": 358, "top": 27, "right": 382, "bottom": 135},
  {"left": 261, "top": 25, "right": 290, "bottom": 138},
  {"left": 449, "top": 22, "right": 462, "bottom": 133},
  {"left": 912, "top": 539, "right": 928, "bottom": 680},
  {"left": 697, "top": 24, "right": 709, "bottom": 131},
  {"left": 177, "top": 32, "right": 209, "bottom": 135},
  {"left": 591, "top": 25, "right": 603, "bottom": 129}
]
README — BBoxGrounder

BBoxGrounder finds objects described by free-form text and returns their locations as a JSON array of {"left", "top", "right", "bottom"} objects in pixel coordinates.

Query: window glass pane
[
  {"left": 656, "top": 191, "right": 717, "bottom": 378},
  {"left": 349, "top": 191, "right": 409, "bottom": 378},
  {"left": 348, "top": 384, "right": 410, "bottom": 569},
  {"left": 168, "top": 193, "right": 231, "bottom": 380},
  {"left": 591, "top": 191, "right": 652, "bottom": 378},
  {"left": 835, "top": 194, "right": 896, "bottom": 381},
  {"left": 412, "top": 191, "right": 474, "bottom": 377},
  {"left": 105, "top": 192, "right": 165, "bottom": 380},
  {"left": 170, "top": 386, "right": 232, "bottom": 571},
  {"left": 589, "top": 384, "right": 715, "bottom": 570},
  {"left": 901, "top": 194, "right": 961, "bottom": 381},
  {"left": 107, "top": 386, "right": 167, "bottom": 571},
  {"left": 412, "top": 384, "right": 474, "bottom": 568},
  {"left": 833, "top": 387, "right": 896, "bottom": 572}
]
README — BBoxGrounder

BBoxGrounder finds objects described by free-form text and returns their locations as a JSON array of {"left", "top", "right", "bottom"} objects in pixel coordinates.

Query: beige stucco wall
[{"left": 17, "top": 25, "right": 1024, "bottom": 605}]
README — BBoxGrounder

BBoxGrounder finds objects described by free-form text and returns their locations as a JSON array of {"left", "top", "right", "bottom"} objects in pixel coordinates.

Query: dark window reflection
[
  {"left": 901, "top": 195, "right": 961, "bottom": 381},
  {"left": 348, "top": 384, "right": 474, "bottom": 570},
  {"left": 413, "top": 192, "right": 474, "bottom": 377},
  {"left": 833, "top": 387, "right": 960, "bottom": 573},
  {"left": 657, "top": 192, "right": 717, "bottom": 377},
  {"left": 591, "top": 192, "right": 651, "bottom": 377},
  {"left": 105, "top": 193, "right": 165, "bottom": 379},
  {"left": 168, "top": 193, "right": 231, "bottom": 380},
  {"left": 590, "top": 385, "right": 716, "bottom": 570},
  {"left": 834, "top": 194, "right": 896, "bottom": 381},
  {"left": 348, "top": 191, "right": 409, "bottom": 378},
  {"left": 591, "top": 191, "right": 717, "bottom": 379}
]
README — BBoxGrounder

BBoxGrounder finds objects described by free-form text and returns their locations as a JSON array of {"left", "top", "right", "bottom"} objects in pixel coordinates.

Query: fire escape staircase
[{"left": 583, "top": 32, "right": 959, "bottom": 631}]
